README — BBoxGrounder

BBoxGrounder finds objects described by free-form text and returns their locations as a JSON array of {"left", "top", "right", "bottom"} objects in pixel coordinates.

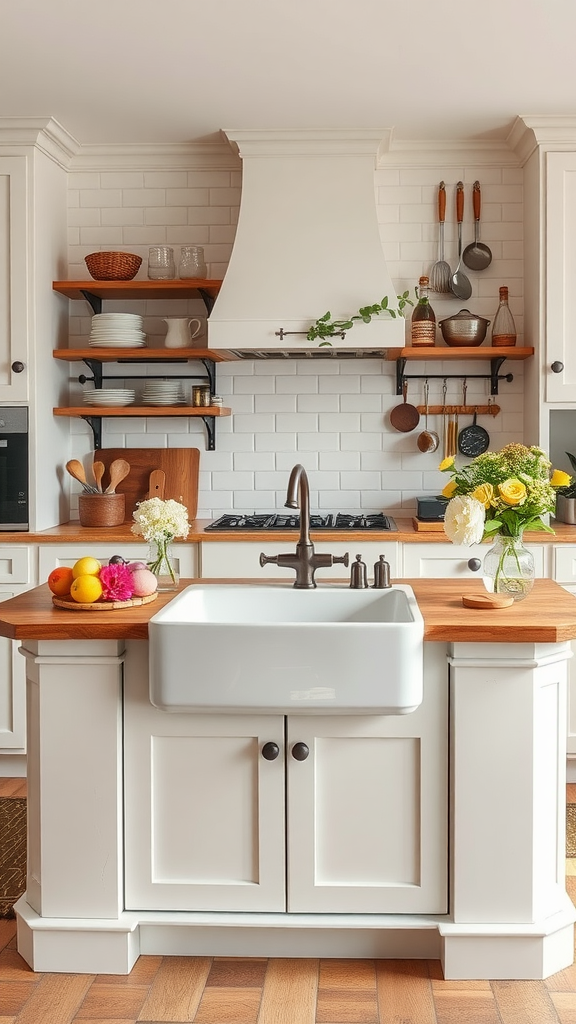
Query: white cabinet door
[
  {"left": 403, "top": 541, "right": 545, "bottom": 580},
  {"left": 0, "top": 587, "right": 28, "bottom": 751},
  {"left": 286, "top": 643, "right": 448, "bottom": 914},
  {"left": 124, "top": 646, "right": 286, "bottom": 912},
  {"left": 38, "top": 542, "right": 198, "bottom": 580},
  {"left": 546, "top": 152, "right": 576, "bottom": 402},
  {"left": 201, "top": 540, "right": 400, "bottom": 580},
  {"left": 0, "top": 156, "right": 28, "bottom": 403}
]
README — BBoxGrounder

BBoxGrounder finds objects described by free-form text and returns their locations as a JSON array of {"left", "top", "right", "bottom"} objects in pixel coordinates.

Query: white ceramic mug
[{"left": 163, "top": 317, "right": 202, "bottom": 348}]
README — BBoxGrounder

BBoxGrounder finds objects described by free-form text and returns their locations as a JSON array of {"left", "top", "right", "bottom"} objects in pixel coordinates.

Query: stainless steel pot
[{"left": 438, "top": 308, "right": 490, "bottom": 347}]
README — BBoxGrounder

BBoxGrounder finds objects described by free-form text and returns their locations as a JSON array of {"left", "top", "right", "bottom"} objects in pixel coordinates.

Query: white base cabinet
[
  {"left": 201, "top": 540, "right": 399, "bottom": 581},
  {"left": 124, "top": 641, "right": 448, "bottom": 915},
  {"left": 0, "top": 545, "right": 37, "bottom": 757}
]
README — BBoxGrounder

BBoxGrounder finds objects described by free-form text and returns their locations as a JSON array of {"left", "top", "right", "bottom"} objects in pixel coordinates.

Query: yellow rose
[
  {"left": 442, "top": 479, "right": 458, "bottom": 499},
  {"left": 439, "top": 456, "right": 455, "bottom": 472},
  {"left": 471, "top": 482, "right": 495, "bottom": 509},
  {"left": 551, "top": 469, "right": 571, "bottom": 488},
  {"left": 498, "top": 478, "right": 527, "bottom": 506}
]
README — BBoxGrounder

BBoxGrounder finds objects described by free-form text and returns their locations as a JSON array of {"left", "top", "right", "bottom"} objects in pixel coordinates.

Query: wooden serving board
[
  {"left": 96, "top": 448, "right": 199, "bottom": 521},
  {"left": 52, "top": 592, "right": 158, "bottom": 612},
  {"left": 412, "top": 518, "right": 446, "bottom": 533}
]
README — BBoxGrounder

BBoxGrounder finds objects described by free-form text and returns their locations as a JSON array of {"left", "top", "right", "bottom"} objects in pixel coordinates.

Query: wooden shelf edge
[
  {"left": 385, "top": 346, "right": 534, "bottom": 361},
  {"left": 52, "top": 347, "right": 238, "bottom": 363},
  {"left": 53, "top": 279, "right": 223, "bottom": 300},
  {"left": 53, "top": 406, "right": 231, "bottom": 417}
]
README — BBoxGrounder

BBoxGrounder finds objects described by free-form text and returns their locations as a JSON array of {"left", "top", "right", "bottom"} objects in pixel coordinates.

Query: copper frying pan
[{"left": 390, "top": 381, "right": 420, "bottom": 433}]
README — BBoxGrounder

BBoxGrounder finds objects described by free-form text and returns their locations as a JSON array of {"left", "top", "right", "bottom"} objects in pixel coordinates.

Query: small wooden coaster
[
  {"left": 52, "top": 592, "right": 158, "bottom": 612},
  {"left": 462, "top": 593, "right": 514, "bottom": 609}
]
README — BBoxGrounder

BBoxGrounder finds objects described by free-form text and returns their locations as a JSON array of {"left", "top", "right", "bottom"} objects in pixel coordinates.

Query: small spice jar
[
  {"left": 192, "top": 384, "right": 211, "bottom": 407},
  {"left": 211, "top": 394, "right": 223, "bottom": 407}
]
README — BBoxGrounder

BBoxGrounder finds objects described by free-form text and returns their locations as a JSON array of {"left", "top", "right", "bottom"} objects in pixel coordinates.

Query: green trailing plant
[{"left": 306, "top": 292, "right": 414, "bottom": 345}]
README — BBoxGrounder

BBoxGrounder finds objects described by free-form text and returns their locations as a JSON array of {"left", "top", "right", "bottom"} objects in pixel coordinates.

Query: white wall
[{"left": 64, "top": 144, "right": 524, "bottom": 519}]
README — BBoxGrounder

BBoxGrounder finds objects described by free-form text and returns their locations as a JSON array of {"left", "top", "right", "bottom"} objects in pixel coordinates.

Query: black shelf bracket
[
  {"left": 80, "top": 289, "right": 103, "bottom": 315},
  {"left": 201, "top": 415, "right": 216, "bottom": 451},
  {"left": 394, "top": 356, "right": 513, "bottom": 395},
  {"left": 81, "top": 415, "right": 103, "bottom": 450}
]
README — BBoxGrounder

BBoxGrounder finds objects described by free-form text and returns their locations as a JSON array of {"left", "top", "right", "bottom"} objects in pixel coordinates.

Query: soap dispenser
[
  {"left": 373, "top": 555, "right": 391, "bottom": 589},
  {"left": 350, "top": 554, "right": 368, "bottom": 589}
]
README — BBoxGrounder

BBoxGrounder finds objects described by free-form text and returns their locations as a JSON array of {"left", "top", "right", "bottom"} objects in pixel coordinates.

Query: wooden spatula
[{"left": 148, "top": 469, "right": 166, "bottom": 499}]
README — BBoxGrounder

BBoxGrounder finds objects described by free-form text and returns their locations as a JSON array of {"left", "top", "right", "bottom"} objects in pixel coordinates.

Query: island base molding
[{"left": 14, "top": 897, "right": 576, "bottom": 979}]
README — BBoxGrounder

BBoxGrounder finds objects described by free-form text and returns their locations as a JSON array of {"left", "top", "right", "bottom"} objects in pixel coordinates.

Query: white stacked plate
[
  {"left": 141, "top": 381, "right": 183, "bottom": 405},
  {"left": 83, "top": 389, "right": 136, "bottom": 407},
  {"left": 89, "top": 312, "right": 146, "bottom": 348}
]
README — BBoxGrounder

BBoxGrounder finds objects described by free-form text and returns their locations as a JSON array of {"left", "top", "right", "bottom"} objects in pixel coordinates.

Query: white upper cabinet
[
  {"left": 0, "top": 155, "right": 28, "bottom": 402},
  {"left": 545, "top": 152, "right": 576, "bottom": 403}
]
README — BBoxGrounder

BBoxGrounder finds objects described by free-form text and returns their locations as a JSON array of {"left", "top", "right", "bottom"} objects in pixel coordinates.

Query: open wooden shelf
[
  {"left": 53, "top": 347, "right": 238, "bottom": 363},
  {"left": 385, "top": 346, "right": 534, "bottom": 361},
  {"left": 53, "top": 405, "right": 230, "bottom": 418},
  {"left": 52, "top": 279, "right": 223, "bottom": 302}
]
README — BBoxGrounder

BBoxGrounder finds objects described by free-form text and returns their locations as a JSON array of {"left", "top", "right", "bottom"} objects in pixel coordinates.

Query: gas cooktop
[{"left": 205, "top": 513, "right": 397, "bottom": 531}]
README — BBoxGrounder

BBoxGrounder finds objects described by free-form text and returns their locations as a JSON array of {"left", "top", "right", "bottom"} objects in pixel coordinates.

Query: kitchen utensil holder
[
  {"left": 415, "top": 403, "right": 500, "bottom": 416},
  {"left": 78, "top": 492, "right": 126, "bottom": 527},
  {"left": 394, "top": 358, "right": 514, "bottom": 395}
]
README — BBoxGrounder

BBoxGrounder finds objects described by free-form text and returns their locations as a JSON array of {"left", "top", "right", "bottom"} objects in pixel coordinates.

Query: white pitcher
[{"left": 163, "top": 317, "right": 203, "bottom": 348}]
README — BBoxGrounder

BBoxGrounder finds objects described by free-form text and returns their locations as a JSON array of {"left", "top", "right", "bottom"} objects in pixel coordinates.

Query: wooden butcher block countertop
[
  {"left": 1, "top": 578, "right": 576, "bottom": 644},
  {"left": 5, "top": 519, "right": 576, "bottom": 544}
]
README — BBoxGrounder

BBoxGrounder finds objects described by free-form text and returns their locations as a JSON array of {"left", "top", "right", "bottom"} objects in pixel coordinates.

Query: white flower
[
  {"left": 131, "top": 497, "right": 190, "bottom": 543},
  {"left": 444, "top": 495, "right": 485, "bottom": 546}
]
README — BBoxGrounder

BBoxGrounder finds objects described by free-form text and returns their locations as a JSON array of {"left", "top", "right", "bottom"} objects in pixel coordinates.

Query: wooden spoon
[
  {"left": 92, "top": 461, "right": 105, "bottom": 493},
  {"left": 65, "top": 459, "right": 97, "bottom": 493},
  {"left": 104, "top": 458, "right": 131, "bottom": 494}
]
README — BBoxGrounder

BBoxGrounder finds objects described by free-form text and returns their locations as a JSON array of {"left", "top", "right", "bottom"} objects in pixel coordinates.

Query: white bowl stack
[
  {"left": 141, "top": 380, "right": 183, "bottom": 405},
  {"left": 89, "top": 312, "right": 146, "bottom": 348}
]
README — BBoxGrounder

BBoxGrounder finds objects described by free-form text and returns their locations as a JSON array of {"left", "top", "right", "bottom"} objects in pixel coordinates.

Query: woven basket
[
  {"left": 85, "top": 251, "right": 142, "bottom": 281},
  {"left": 78, "top": 492, "right": 126, "bottom": 527}
]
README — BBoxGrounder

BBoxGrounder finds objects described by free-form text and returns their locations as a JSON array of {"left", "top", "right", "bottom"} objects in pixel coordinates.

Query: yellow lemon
[
  {"left": 70, "top": 573, "right": 103, "bottom": 604},
  {"left": 72, "top": 556, "right": 102, "bottom": 579}
]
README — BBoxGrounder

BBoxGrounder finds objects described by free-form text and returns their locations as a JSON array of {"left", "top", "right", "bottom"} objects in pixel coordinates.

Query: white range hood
[{"left": 208, "top": 129, "right": 405, "bottom": 357}]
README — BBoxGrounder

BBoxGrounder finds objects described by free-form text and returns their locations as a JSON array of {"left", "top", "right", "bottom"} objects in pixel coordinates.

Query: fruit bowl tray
[{"left": 52, "top": 592, "right": 159, "bottom": 612}]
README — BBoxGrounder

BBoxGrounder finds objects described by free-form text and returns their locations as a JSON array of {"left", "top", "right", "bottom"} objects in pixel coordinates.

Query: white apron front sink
[{"left": 149, "top": 584, "right": 424, "bottom": 714}]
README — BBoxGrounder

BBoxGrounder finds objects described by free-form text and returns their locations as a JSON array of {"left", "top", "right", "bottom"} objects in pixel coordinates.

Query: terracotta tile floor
[{"left": 2, "top": 779, "right": 576, "bottom": 1022}]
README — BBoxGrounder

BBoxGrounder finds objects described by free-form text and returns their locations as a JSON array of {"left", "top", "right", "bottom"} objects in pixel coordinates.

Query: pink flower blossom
[{"left": 99, "top": 563, "right": 135, "bottom": 602}]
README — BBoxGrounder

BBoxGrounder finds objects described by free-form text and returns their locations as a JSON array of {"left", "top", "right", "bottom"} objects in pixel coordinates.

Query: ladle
[
  {"left": 417, "top": 380, "right": 440, "bottom": 453},
  {"left": 450, "top": 181, "right": 472, "bottom": 301},
  {"left": 462, "top": 181, "right": 492, "bottom": 271},
  {"left": 65, "top": 459, "right": 98, "bottom": 493},
  {"left": 104, "top": 458, "right": 131, "bottom": 494}
]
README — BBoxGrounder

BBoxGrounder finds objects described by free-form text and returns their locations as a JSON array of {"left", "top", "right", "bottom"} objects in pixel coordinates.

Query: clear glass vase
[
  {"left": 482, "top": 533, "right": 535, "bottom": 601},
  {"left": 148, "top": 539, "right": 179, "bottom": 591}
]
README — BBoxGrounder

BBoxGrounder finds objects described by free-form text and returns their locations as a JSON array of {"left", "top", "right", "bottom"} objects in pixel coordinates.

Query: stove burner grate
[{"left": 205, "top": 512, "right": 397, "bottom": 531}]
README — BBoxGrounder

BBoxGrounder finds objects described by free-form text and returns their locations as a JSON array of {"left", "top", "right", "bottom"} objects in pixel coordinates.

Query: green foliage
[{"left": 306, "top": 292, "right": 414, "bottom": 345}]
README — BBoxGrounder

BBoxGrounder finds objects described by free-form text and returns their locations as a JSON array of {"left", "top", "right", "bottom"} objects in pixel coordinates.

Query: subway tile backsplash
[{"left": 67, "top": 151, "right": 524, "bottom": 518}]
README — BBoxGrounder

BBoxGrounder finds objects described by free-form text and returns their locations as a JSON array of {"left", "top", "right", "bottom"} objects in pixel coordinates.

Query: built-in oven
[{"left": 0, "top": 407, "right": 28, "bottom": 531}]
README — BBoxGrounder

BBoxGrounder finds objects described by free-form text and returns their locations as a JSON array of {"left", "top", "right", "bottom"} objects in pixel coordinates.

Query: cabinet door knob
[
  {"left": 291, "top": 742, "right": 309, "bottom": 761},
  {"left": 11, "top": 361, "right": 25, "bottom": 373},
  {"left": 261, "top": 741, "right": 280, "bottom": 761},
  {"left": 467, "top": 558, "right": 482, "bottom": 571},
  {"left": 551, "top": 361, "right": 564, "bottom": 373}
]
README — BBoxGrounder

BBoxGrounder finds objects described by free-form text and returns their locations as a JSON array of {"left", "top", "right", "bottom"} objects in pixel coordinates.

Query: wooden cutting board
[{"left": 96, "top": 449, "right": 199, "bottom": 521}]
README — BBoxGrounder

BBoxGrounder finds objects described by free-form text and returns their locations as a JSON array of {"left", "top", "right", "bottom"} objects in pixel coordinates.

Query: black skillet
[{"left": 458, "top": 409, "right": 490, "bottom": 457}]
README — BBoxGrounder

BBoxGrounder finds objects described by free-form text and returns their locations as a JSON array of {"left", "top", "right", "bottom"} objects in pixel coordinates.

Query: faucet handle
[
  {"left": 332, "top": 553, "right": 350, "bottom": 567},
  {"left": 259, "top": 552, "right": 279, "bottom": 567}
]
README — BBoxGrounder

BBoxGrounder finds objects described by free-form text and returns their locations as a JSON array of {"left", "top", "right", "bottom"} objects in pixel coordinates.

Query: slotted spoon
[{"left": 430, "top": 182, "right": 451, "bottom": 293}]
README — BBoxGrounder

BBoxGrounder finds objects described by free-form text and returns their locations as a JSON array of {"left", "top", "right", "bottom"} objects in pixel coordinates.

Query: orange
[
  {"left": 47, "top": 566, "right": 74, "bottom": 597},
  {"left": 70, "top": 574, "right": 104, "bottom": 604},
  {"left": 72, "top": 556, "right": 102, "bottom": 579}
]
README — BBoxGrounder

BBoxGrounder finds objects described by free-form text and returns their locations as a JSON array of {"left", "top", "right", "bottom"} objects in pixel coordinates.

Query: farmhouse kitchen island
[{"left": 1, "top": 578, "right": 576, "bottom": 980}]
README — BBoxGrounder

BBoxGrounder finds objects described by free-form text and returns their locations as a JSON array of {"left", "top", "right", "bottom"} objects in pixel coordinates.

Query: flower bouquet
[
  {"left": 439, "top": 443, "right": 571, "bottom": 599},
  {"left": 131, "top": 497, "right": 190, "bottom": 590}
]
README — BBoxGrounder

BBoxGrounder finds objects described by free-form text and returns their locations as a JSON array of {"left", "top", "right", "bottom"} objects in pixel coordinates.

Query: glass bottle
[
  {"left": 411, "top": 276, "right": 436, "bottom": 347},
  {"left": 491, "top": 286, "right": 516, "bottom": 347}
]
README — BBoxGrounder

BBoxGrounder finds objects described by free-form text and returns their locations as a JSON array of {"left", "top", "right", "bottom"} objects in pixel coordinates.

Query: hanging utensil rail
[
  {"left": 394, "top": 356, "right": 513, "bottom": 395},
  {"left": 414, "top": 404, "right": 500, "bottom": 416}
]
